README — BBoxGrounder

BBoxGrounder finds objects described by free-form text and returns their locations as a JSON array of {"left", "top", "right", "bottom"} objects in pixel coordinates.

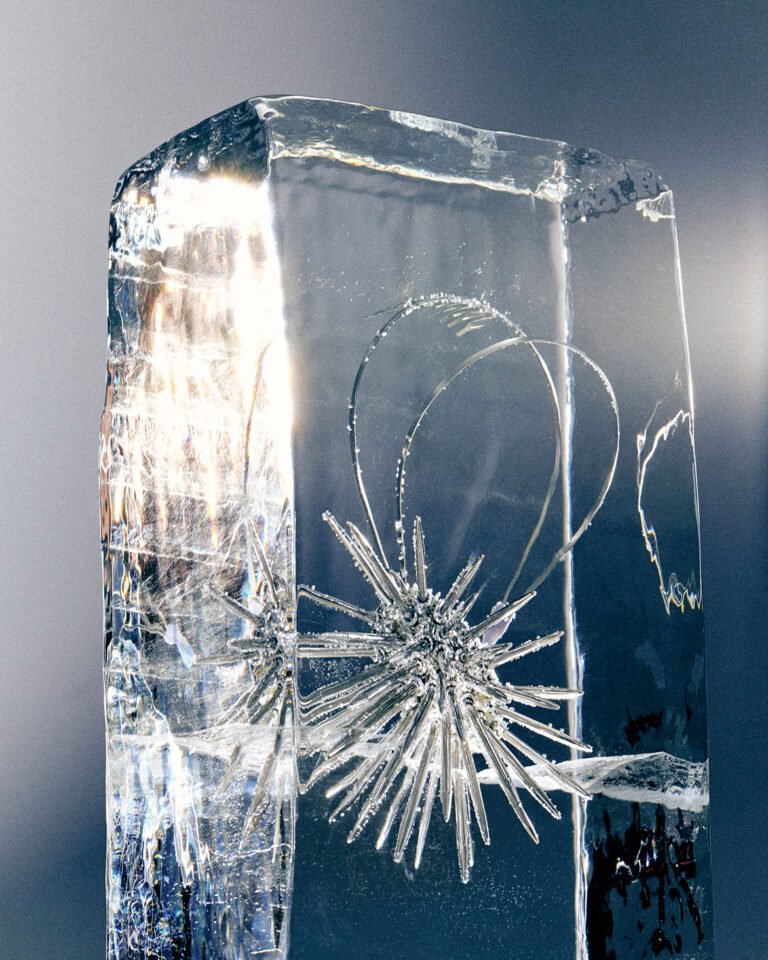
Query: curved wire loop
[
  {"left": 395, "top": 336, "right": 619, "bottom": 601},
  {"left": 348, "top": 295, "right": 563, "bottom": 577}
]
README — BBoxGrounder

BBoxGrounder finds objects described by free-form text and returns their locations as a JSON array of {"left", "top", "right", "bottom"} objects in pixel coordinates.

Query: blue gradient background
[{"left": 0, "top": 2, "right": 765, "bottom": 957}]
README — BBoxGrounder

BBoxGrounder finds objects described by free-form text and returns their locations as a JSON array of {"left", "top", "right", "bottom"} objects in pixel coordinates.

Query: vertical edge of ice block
[
  {"left": 563, "top": 177, "right": 713, "bottom": 956},
  {"left": 102, "top": 100, "right": 297, "bottom": 959}
]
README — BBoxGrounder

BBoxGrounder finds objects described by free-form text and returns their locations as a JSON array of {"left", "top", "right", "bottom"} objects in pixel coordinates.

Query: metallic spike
[
  {"left": 458, "top": 587, "right": 484, "bottom": 619},
  {"left": 484, "top": 631, "right": 563, "bottom": 666},
  {"left": 497, "top": 706, "right": 592, "bottom": 752},
  {"left": 347, "top": 692, "right": 433, "bottom": 842},
  {"left": 483, "top": 720, "right": 560, "bottom": 819},
  {"left": 216, "top": 742, "right": 244, "bottom": 796},
  {"left": 453, "top": 761, "right": 473, "bottom": 882},
  {"left": 320, "top": 686, "right": 417, "bottom": 796},
  {"left": 513, "top": 685, "right": 583, "bottom": 701},
  {"left": 246, "top": 519, "right": 278, "bottom": 604},
  {"left": 297, "top": 586, "right": 376, "bottom": 625},
  {"left": 498, "top": 728, "right": 591, "bottom": 800},
  {"left": 468, "top": 704, "right": 539, "bottom": 844},
  {"left": 347, "top": 522, "right": 404, "bottom": 599},
  {"left": 326, "top": 680, "right": 416, "bottom": 762},
  {"left": 323, "top": 512, "right": 392, "bottom": 604},
  {"left": 491, "top": 683, "right": 561, "bottom": 711},
  {"left": 414, "top": 769, "right": 438, "bottom": 870},
  {"left": 210, "top": 587, "right": 262, "bottom": 626},
  {"left": 450, "top": 698, "right": 490, "bottom": 845},
  {"left": 413, "top": 517, "right": 428, "bottom": 601},
  {"left": 328, "top": 707, "right": 418, "bottom": 818},
  {"left": 375, "top": 765, "right": 414, "bottom": 851},
  {"left": 394, "top": 722, "right": 438, "bottom": 861},
  {"left": 297, "top": 631, "right": 392, "bottom": 659},
  {"left": 466, "top": 590, "right": 537, "bottom": 642},
  {"left": 301, "top": 660, "right": 391, "bottom": 710},
  {"left": 440, "top": 709, "right": 454, "bottom": 822},
  {"left": 443, "top": 554, "right": 484, "bottom": 610}
]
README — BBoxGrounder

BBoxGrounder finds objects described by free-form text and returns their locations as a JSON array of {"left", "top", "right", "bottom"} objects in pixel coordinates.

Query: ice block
[{"left": 102, "top": 97, "right": 713, "bottom": 959}]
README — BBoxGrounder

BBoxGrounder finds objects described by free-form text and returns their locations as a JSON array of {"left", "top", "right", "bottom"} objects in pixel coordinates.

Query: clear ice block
[{"left": 102, "top": 97, "right": 713, "bottom": 959}]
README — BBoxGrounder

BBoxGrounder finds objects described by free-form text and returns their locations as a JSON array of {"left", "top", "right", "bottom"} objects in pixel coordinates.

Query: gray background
[{"left": 1, "top": 1, "right": 765, "bottom": 958}]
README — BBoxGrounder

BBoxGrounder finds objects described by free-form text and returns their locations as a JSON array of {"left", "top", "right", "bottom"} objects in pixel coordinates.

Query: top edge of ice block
[{"left": 112, "top": 95, "right": 669, "bottom": 223}]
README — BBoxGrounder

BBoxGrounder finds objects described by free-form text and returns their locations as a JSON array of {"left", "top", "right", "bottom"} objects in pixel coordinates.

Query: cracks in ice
[
  {"left": 202, "top": 508, "right": 299, "bottom": 850},
  {"left": 637, "top": 391, "right": 702, "bottom": 614},
  {"left": 107, "top": 582, "right": 206, "bottom": 888}
]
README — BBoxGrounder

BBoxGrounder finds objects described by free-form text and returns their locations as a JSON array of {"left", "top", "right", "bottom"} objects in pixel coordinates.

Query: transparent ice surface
[{"left": 103, "top": 97, "right": 713, "bottom": 959}]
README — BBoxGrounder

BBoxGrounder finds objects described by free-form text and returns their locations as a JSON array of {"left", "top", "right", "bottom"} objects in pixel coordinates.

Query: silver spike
[
  {"left": 483, "top": 631, "right": 563, "bottom": 666},
  {"left": 414, "top": 769, "right": 438, "bottom": 870},
  {"left": 394, "top": 722, "right": 439, "bottom": 861},
  {"left": 498, "top": 727, "right": 591, "bottom": 800},
  {"left": 413, "top": 517, "right": 428, "bottom": 601},
  {"left": 466, "top": 590, "right": 537, "bottom": 642},
  {"left": 298, "top": 586, "right": 376, "bottom": 625},
  {"left": 246, "top": 519, "right": 278, "bottom": 604},
  {"left": 443, "top": 554, "right": 484, "bottom": 610},
  {"left": 496, "top": 706, "right": 592, "bottom": 752},
  {"left": 450, "top": 697, "right": 490, "bottom": 845},
  {"left": 468, "top": 703, "right": 539, "bottom": 844}
]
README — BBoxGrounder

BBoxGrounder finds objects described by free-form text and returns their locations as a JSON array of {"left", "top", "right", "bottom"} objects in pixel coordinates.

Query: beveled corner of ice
[{"left": 112, "top": 96, "right": 669, "bottom": 226}]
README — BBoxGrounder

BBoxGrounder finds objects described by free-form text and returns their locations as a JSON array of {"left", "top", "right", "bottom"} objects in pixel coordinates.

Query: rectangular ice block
[{"left": 102, "top": 96, "right": 713, "bottom": 960}]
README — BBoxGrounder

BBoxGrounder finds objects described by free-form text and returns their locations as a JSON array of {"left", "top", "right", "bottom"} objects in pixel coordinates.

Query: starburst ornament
[{"left": 301, "top": 513, "right": 592, "bottom": 882}]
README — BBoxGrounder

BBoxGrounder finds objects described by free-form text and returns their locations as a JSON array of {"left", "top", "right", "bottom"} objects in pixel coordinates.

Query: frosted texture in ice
[{"left": 103, "top": 97, "right": 713, "bottom": 959}]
